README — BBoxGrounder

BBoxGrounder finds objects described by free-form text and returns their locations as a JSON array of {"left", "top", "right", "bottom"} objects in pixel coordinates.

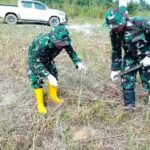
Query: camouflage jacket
[
  {"left": 110, "top": 17, "right": 150, "bottom": 71},
  {"left": 28, "top": 33, "right": 81, "bottom": 77}
]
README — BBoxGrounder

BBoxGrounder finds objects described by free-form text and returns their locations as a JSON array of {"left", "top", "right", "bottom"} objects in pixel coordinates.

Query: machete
[
  {"left": 93, "top": 64, "right": 143, "bottom": 88},
  {"left": 117, "top": 63, "right": 143, "bottom": 77}
]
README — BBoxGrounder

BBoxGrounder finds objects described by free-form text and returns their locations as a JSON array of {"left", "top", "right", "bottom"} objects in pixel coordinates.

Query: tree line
[{"left": 38, "top": 0, "right": 150, "bottom": 17}]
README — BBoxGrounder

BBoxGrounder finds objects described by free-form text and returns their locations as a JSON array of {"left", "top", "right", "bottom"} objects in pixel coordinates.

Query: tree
[{"left": 127, "top": 0, "right": 139, "bottom": 14}]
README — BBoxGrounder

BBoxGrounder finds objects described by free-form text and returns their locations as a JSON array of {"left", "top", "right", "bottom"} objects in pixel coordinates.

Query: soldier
[
  {"left": 28, "top": 25, "right": 86, "bottom": 114},
  {"left": 104, "top": 6, "right": 150, "bottom": 109}
]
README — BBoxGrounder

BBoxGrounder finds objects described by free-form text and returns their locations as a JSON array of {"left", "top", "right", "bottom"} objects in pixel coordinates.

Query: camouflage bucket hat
[
  {"left": 104, "top": 6, "right": 128, "bottom": 29},
  {"left": 50, "top": 25, "right": 71, "bottom": 46}
]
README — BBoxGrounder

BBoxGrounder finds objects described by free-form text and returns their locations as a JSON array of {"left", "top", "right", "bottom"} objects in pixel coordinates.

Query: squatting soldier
[
  {"left": 28, "top": 25, "right": 86, "bottom": 114},
  {"left": 104, "top": 6, "right": 150, "bottom": 109}
]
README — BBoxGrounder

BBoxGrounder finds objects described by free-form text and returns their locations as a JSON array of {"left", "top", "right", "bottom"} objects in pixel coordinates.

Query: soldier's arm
[
  {"left": 110, "top": 31, "right": 122, "bottom": 71},
  {"left": 142, "top": 19, "right": 150, "bottom": 32},
  {"left": 142, "top": 19, "right": 150, "bottom": 43},
  {"left": 134, "top": 17, "right": 150, "bottom": 39},
  {"left": 65, "top": 45, "right": 81, "bottom": 66}
]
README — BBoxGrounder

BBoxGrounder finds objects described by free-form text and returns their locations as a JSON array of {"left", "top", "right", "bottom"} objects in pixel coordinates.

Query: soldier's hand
[
  {"left": 76, "top": 62, "right": 87, "bottom": 73},
  {"left": 111, "top": 70, "right": 121, "bottom": 81},
  {"left": 47, "top": 74, "right": 58, "bottom": 86},
  {"left": 140, "top": 56, "right": 150, "bottom": 67}
]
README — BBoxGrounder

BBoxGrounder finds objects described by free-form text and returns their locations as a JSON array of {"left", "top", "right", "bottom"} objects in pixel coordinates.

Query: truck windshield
[
  {"left": 34, "top": 2, "right": 46, "bottom": 10},
  {"left": 22, "top": 1, "right": 32, "bottom": 8}
]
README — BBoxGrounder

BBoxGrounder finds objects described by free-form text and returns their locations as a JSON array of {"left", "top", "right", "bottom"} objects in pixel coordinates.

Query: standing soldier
[
  {"left": 28, "top": 25, "right": 86, "bottom": 114},
  {"left": 104, "top": 6, "right": 150, "bottom": 109}
]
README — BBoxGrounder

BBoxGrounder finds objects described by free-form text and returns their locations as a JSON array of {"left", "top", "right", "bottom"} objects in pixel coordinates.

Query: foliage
[
  {"left": 127, "top": 0, "right": 150, "bottom": 14},
  {"left": 139, "top": 0, "right": 150, "bottom": 10},
  {"left": 1, "top": 0, "right": 150, "bottom": 18},
  {"left": 38, "top": 0, "right": 116, "bottom": 19},
  {"left": 127, "top": 0, "right": 139, "bottom": 14}
]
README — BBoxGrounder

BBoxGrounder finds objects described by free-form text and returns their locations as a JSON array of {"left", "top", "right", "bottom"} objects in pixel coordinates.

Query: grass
[
  {"left": 0, "top": 0, "right": 18, "bottom": 5},
  {"left": 0, "top": 18, "right": 150, "bottom": 149},
  {"left": 135, "top": 11, "right": 150, "bottom": 18}
]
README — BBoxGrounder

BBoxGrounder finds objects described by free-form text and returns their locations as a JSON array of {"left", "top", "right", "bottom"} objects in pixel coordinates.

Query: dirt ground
[{"left": 0, "top": 21, "right": 150, "bottom": 150}]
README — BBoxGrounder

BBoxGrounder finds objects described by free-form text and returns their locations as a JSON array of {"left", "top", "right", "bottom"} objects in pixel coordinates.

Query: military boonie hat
[
  {"left": 50, "top": 25, "right": 71, "bottom": 46},
  {"left": 104, "top": 6, "right": 128, "bottom": 29}
]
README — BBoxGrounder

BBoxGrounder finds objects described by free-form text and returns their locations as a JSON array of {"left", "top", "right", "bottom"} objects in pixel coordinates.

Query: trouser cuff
[{"left": 123, "top": 89, "right": 135, "bottom": 106}]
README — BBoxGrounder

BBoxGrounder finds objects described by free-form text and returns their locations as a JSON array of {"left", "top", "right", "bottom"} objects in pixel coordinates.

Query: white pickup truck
[{"left": 0, "top": 0, "right": 68, "bottom": 26}]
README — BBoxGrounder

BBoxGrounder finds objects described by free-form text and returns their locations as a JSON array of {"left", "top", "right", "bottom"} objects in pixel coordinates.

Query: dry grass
[{"left": 0, "top": 20, "right": 150, "bottom": 150}]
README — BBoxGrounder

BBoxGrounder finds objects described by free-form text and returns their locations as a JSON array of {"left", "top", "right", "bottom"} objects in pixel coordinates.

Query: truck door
[
  {"left": 19, "top": 1, "right": 34, "bottom": 20},
  {"left": 32, "top": 2, "right": 48, "bottom": 21}
]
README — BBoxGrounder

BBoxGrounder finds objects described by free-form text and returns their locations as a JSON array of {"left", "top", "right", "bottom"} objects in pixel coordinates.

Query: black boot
[{"left": 123, "top": 89, "right": 135, "bottom": 109}]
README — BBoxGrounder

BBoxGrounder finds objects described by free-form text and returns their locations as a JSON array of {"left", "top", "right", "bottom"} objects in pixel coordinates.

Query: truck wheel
[
  {"left": 5, "top": 14, "right": 17, "bottom": 25},
  {"left": 49, "top": 17, "right": 60, "bottom": 26}
]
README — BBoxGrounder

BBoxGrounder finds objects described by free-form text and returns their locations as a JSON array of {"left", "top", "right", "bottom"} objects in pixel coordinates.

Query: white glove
[
  {"left": 47, "top": 74, "right": 58, "bottom": 86},
  {"left": 140, "top": 56, "right": 150, "bottom": 67},
  {"left": 77, "top": 62, "right": 87, "bottom": 72},
  {"left": 111, "top": 70, "right": 121, "bottom": 81}
]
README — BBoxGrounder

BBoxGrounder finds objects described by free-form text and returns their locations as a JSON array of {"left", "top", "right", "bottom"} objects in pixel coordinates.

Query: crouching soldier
[
  {"left": 28, "top": 25, "right": 86, "bottom": 114},
  {"left": 104, "top": 6, "right": 150, "bottom": 109}
]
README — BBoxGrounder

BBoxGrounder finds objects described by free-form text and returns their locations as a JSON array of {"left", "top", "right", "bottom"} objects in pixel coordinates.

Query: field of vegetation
[
  {"left": 0, "top": 16, "right": 150, "bottom": 149},
  {"left": 1, "top": 0, "right": 150, "bottom": 149}
]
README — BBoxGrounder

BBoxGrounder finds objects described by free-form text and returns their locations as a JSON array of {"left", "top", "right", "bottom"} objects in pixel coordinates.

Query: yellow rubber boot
[
  {"left": 34, "top": 88, "right": 47, "bottom": 114},
  {"left": 48, "top": 84, "right": 64, "bottom": 104}
]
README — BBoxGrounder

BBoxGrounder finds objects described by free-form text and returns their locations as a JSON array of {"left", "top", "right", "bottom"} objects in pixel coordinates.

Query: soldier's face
[{"left": 113, "top": 24, "right": 125, "bottom": 33}]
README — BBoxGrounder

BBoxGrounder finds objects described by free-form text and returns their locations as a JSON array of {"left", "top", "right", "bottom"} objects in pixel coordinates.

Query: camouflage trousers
[
  {"left": 28, "top": 60, "right": 58, "bottom": 89},
  {"left": 121, "top": 55, "right": 150, "bottom": 92}
]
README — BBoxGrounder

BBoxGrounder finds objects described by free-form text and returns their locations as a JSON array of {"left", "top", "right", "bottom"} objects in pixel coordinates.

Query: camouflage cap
[
  {"left": 104, "top": 6, "right": 128, "bottom": 29},
  {"left": 50, "top": 25, "right": 71, "bottom": 46}
]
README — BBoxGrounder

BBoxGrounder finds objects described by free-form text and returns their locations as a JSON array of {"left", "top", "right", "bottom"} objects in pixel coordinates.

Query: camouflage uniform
[
  {"left": 111, "top": 17, "right": 150, "bottom": 106},
  {"left": 28, "top": 29, "right": 81, "bottom": 89},
  {"left": 105, "top": 6, "right": 150, "bottom": 106}
]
